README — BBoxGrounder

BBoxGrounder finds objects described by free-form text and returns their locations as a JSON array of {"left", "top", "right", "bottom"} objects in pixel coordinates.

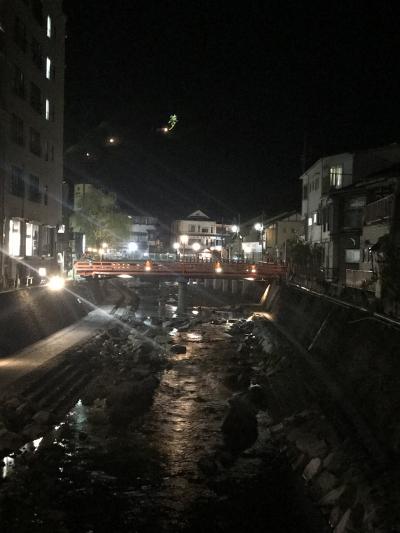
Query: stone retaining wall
[
  {"left": 265, "top": 283, "right": 400, "bottom": 456},
  {"left": 0, "top": 281, "right": 101, "bottom": 356}
]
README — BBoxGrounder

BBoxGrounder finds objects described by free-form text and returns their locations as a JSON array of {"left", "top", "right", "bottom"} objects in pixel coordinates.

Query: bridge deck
[{"left": 74, "top": 260, "right": 287, "bottom": 281}]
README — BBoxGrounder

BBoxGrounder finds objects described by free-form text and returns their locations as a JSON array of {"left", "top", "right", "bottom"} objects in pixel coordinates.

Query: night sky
[{"left": 63, "top": 1, "right": 400, "bottom": 223}]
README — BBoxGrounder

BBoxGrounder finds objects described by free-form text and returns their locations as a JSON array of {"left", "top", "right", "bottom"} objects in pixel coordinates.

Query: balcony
[
  {"left": 346, "top": 269, "right": 375, "bottom": 291},
  {"left": 364, "top": 195, "right": 394, "bottom": 225}
]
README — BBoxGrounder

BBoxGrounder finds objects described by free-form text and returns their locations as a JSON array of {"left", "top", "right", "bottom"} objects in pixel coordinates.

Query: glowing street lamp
[
  {"left": 254, "top": 222, "right": 263, "bottom": 232},
  {"left": 173, "top": 242, "right": 180, "bottom": 250},
  {"left": 192, "top": 242, "right": 201, "bottom": 261},
  {"left": 231, "top": 225, "right": 239, "bottom": 233}
]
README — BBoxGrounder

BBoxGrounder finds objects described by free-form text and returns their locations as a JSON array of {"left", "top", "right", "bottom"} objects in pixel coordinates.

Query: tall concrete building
[{"left": 0, "top": 0, "right": 65, "bottom": 287}]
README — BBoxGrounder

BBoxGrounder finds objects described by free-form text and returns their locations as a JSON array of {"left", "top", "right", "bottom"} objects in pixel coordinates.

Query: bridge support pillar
[
  {"left": 231, "top": 279, "right": 238, "bottom": 294},
  {"left": 204, "top": 278, "right": 212, "bottom": 289},
  {"left": 177, "top": 279, "right": 188, "bottom": 315},
  {"left": 213, "top": 278, "right": 222, "bottom": 291},
  {"left": 222, "top": 279, "right": 229, "bottom": 293},
  {"left": 241, "top": 280, "right": 249, "bottom": 296}
]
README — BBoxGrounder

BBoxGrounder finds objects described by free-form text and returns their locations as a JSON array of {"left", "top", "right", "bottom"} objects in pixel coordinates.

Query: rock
[
  {"left": 0, "top": 428, "right": 23, "bottom": 453},
  {"left": 303, "top": 457, "right": 322, "bottom": 482},
  {"left": 322, "top": 450, "right": 348, "bottom": 474},
  {"left": 90, "top": 470, "right": 117, "bottom": 484},
  {"left": 32, "top": 410, "right": 52, "bottom": 426},
  {"left": 170, "top": 344, "right": 187, "bottom": 354},
  {"left": 291, "top": 453, "right": 308, "bottom": 472},
  {"left": 22, "top": 423, "right": 46, "bottom": 441},
  {"left": 222, "top": 394, "right": 258, "bottom": 454},
  {"left": 154, "top": 335, "right": 172, "bottom": 345},
  {"left": 334, "top": 508, "right": 352, "bottom": 533},
  {"left": 319, "top": 484, "right": 347, "bottom": 507},
  {"left": 313, "top": 470, "right": 338, "bottom": 494},
  {"left": 329, "top": 507, "right": 342, "bottom": 528},
  {"left": 296, "top": 435, "right": 328, "bottom": 458}
]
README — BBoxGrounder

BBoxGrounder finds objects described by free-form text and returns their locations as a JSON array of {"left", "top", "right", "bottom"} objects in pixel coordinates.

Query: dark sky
[{"left": 63, "top": 1, "right": 400, "bottom": 222}]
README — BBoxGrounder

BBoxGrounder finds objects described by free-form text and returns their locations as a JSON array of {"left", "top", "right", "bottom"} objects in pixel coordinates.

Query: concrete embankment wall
[
  {"left": 266, "top": 283, "right": 400, "bottom": 454},
  {"left": 0, "top": 281, "right": 103, "bottom": 356}
]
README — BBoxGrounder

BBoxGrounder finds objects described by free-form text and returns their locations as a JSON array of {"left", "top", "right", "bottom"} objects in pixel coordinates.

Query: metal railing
[
  {"left": 364, "top": 195, "right": 394, "bottom": 225},
  {"left": 74, "top": 259, "right": 287, "bottom": 281},
  {"left": 346, "top": 269, "right": 375, "bottom": 290}
]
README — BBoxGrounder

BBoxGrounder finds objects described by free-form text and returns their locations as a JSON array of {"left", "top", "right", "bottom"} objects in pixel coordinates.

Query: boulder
[
  {"left": 0, "top": 428, "right": 23, "bottom": 453},
  {"left": 170, "top": 344, "right": 187, "bottom": 354},
  {"left": 32, "top": 410, "right": 52, "bottom": 426},
  {"left": 222, "top": 394, "right": 258, "bottom": 454},
  {"left": 303, "top": 457, "right": 322, "bottom": 482}
]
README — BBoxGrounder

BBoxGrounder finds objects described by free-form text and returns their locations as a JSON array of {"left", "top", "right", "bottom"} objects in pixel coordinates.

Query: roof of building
[{"left": 186, "top": 210, "right": 210, "bottom": 220}]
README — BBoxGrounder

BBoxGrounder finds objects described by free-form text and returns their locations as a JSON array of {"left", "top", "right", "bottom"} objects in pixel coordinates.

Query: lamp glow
[
  {"left": 173, "top": 242, "right": 180, "bottom": 250},
  {"left": 48, "top": 275, "right": 65, "bottom": 291},
  {"left": 180, "top": 234, "right": 189, "bottom": 245},
  {"left": 254, "top": 223, "right": 263, "bottom": 232},
  {"left": 192, "top": 242, "right": 201, "bottom": 252}
]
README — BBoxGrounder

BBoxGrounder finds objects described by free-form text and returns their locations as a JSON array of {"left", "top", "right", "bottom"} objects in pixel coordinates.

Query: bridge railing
[{"left": 73, "top": 260, "right": 287, "bottom": 280}]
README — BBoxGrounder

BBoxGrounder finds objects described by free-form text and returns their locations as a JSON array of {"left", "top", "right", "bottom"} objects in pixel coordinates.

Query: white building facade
[
  {"left": 300, "top": 153, "right": 354, "bottom": 278},
  {"left": 0, "top": 0, "right": 65, "bottom": 287}
]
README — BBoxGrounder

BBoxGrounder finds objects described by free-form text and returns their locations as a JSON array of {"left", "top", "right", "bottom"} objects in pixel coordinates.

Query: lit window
[
  {"left": 9, "top": 219, "right": 21, "bottom": 257},
  {"left": 330, "top": 165, "right": 343, "bottom": 188},
  {"left": 313, "top": 213, "right": 318, "bottom": 223},
  {"left": 46, "top": 57, "right": 51, "bottom": 79},
  {"left": 47, "top": 15, "right": 52, "bottom": 38},
  {"left": 308, "top": 217, "right": 312, "bottom": 226},
  {"left": 45, "top": 98, "right": 50, "bottom": 120}
]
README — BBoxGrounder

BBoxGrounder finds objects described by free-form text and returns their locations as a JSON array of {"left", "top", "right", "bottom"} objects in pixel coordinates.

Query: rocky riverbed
[
  {"left": 3, "top": 282, "right": 391, "bottom": 532},
  {"left": 0, "top": 297, "right": 330, "bottom": 532}
]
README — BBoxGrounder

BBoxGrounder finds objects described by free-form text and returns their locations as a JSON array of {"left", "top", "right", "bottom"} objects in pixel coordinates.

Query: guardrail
[{"left": 74, "top": 260, "right": 287, "bottom": 281}]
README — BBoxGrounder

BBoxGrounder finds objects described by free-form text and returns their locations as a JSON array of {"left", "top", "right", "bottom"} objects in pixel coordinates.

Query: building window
[
  {"left": 46, "top": 15, "right": 52, "bottom": 38},
  {"left": 14, "top": 17, "right": 27, "bottom": 52},
  {"left": 313, "top": 212, "right": 318, "bottom": 224},
  {"left": 9, "top": 219, "right": 22, "bottom": 257},
  {"left": 31, "top": 38, "right": 43, "bottom": 70},
  {"left": 12, "top": 65, "right": 25, "bottom": 98},
  {"left": 29, "top": 128, "right": 41, "bottom": 156},
  {"left": 201, "top": 228, "right": 209, "bottom": 233},
  {"left": 44, "top": 185, "right": 48, "bottom": 205},
  {"left": 308, "top": 216, "right": 312, "bottom": 226},
  {"left": 26, "top": 223, "right": 39, "bottom": 256},
  {"left": 45, "top": 98, "right": 50, "bottom": 120},
  {"left": 315, "top": 177, "right": 320, "bottom": 190},
  {"left": 30, "top": 82, "right": 42, "bottom": 114},
  {"left": 345, "top": 249, "right": 360, "bottom": 264},
  {"left": 28, "top": 174, "right": 41, "bottom": 202},
  {"left": 330, "top": 165, "right": 343, "bottom": 188},
  {"left": 302, "top": 185, "right": 308, "bottom": 200},
  {"left": 11, "top": 166, "right": 24, "bottom": 197},
  {"left": 189, "top": 224, "right": 195, "bottom": 232},
  {"left": 11, "top": 114, "right": 24, "bottom": 145}
]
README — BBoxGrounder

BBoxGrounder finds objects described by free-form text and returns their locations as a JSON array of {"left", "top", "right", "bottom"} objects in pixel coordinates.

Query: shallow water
[{"left": 0, "top": 322, "right": 326, "bottom": 532}]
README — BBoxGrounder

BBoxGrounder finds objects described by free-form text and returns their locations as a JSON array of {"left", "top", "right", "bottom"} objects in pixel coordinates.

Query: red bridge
[{"left": 73, "top": 260, "right": 287, "bottom": 281}]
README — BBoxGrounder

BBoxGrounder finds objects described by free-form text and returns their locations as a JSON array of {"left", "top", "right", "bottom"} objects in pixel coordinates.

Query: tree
[{"left": 70, "top": 187, "right": 130, "bottom": 250}]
